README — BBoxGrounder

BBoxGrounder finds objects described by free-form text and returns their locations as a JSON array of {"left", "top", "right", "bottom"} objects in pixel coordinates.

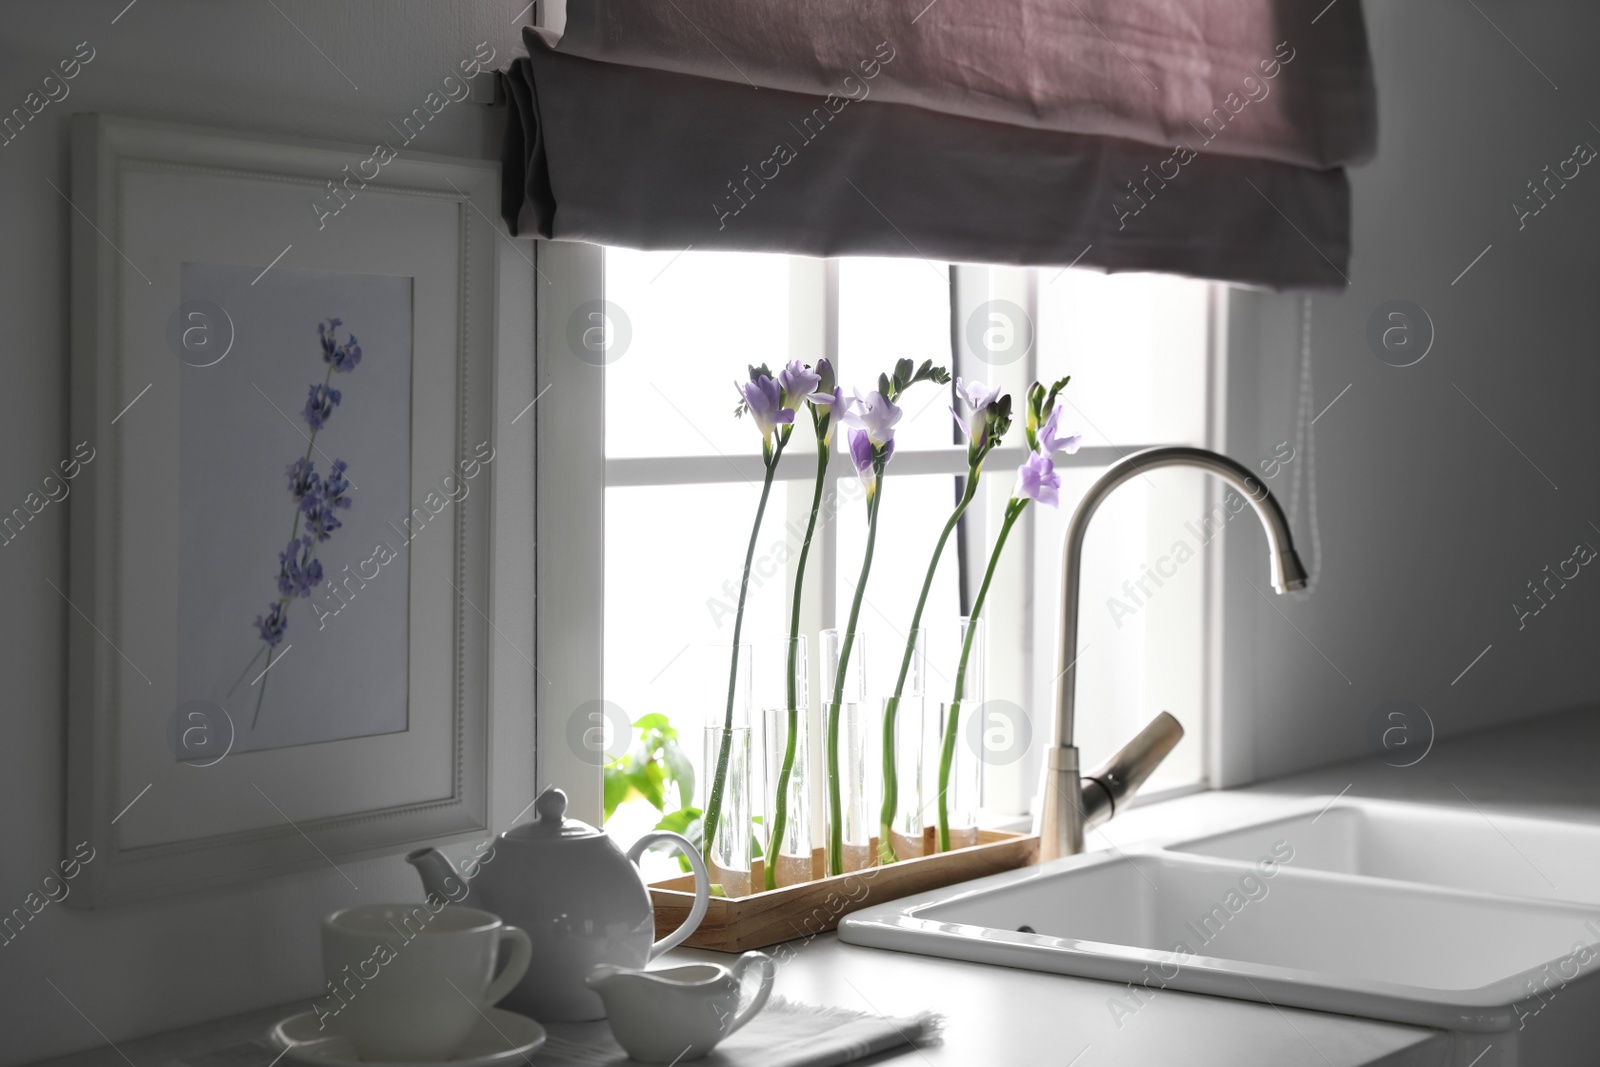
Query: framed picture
[{"left": 66, "top": 114, "right": 499, "bottom": 906}]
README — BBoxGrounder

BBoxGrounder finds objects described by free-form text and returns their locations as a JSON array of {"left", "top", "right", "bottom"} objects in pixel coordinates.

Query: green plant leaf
[
  {"left": 602, "top": 766, "right": 632, "bottom": 820},
  {"left": 653, "top": 807, "right": 703, "bottom": 873},
  {"left": 633, "top": 712, "right": 675, "bottom": 737},
  {"left": 635, "top": 761, "right": 667, "bottom": 812},
  {"left": 662, "top": 741, "right": 695, "bottom": 810}
]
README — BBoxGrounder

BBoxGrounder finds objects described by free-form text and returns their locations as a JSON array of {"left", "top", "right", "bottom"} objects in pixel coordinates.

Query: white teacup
[{"left": 320, "top": 903, "right": 532, "bottom": 1061}]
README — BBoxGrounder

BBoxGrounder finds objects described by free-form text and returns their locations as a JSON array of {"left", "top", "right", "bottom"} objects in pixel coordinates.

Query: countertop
[
  {"left": 40, "top": 707, "right": 1600, "bottom": 1067},
  {"left": 23, "top": 939, "right": 1452, "bottom": 1067}
]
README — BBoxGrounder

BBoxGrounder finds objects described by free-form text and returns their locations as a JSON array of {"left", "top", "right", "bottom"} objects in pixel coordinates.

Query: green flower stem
[
  {"left": 826, "top": 452, "right": 886, "bottom": 877},
  {"left": 253, "top": 364, "right": 334, "bottom": 728},
  {"left": 765, "top": 439, "right": 829, "bottom": 890},
  {"left": 937, "top": 497, "right": 1027, "bottom": 851},
  {"left": 878, "top": 463, "right": 982, "bottom": 863},
  {"left": 702, "top": 436, "right": 786, "bottom": 862}
]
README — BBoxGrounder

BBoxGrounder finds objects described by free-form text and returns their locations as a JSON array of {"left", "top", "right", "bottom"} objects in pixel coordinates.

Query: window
[{"left": 579, "top": 247, "right": 1216, "bottom": 863}]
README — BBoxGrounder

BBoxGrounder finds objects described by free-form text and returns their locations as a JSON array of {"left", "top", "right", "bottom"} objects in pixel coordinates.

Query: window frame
[{"left": 532, "top": 244, "right": 1227, "bottom": 826}]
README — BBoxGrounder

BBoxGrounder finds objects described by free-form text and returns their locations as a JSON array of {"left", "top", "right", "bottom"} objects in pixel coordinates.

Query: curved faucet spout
[{"left": 1036, "top": 446, "right": 1308, "bottom": 862}]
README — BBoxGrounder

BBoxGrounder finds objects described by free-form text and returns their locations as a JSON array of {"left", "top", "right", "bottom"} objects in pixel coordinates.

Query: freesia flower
[
  {"left": 802, "top": 359, "right": 844, "bottom": 444},
  {"left": 738, "top": 373, "right": 795, "bottom": 443},
  {"left": 956, "top": 378, "right": 1003, "bottom": 413},
  {"left": 951, "top": 377, "right": 1005, "bottom": 453},
  {"left": 303, "top": 383, "right": 341, "bottom": 431},
  {"left": 1017, "top": 451, "right": 1061, "bottom": 509},
  {"left": 848, "top": 427, "right": 876, "bottom": 492},
  {"left": 778, "top": 360, "right": 821, "bottom": 404},
  {"left": 842, "top": 389, "right": 902, "bottom": 447},
  {"left": 937, "top": 372, "right": 1071, "bottom": 851},
  {"left": 1039, "top": 407, "right": 1083, "bottom": 456},
  {"left": 812, "top": 357, "right": 838, "bottom": 401}
]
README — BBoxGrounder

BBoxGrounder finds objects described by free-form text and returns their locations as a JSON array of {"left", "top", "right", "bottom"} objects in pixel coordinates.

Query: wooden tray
[{"left": 649, "top": 831, "right": 1038, "bottom": 952}]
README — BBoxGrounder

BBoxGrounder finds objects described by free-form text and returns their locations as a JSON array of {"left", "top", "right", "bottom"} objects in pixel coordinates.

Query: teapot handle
[{"left": 626, "top": 831, "right": 710, "bottom": 959}]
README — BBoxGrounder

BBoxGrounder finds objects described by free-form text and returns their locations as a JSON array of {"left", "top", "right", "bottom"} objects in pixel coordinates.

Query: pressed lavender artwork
[{"left": 177, "top": 263, "right": 415, "bottom": 754}]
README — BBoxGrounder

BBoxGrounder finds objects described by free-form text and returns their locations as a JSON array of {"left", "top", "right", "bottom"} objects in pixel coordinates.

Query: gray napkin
[{"left": 536, "top": 998, "right": 942, "bottom": 1067}]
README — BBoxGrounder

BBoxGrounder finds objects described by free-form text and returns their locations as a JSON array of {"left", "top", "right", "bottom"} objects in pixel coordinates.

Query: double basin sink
[{"left": 840, "top": 797, "right": 1600, "bottom": 1065}]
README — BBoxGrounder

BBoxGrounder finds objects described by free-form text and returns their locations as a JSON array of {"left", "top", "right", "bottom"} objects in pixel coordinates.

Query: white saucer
[{"left": 271, "top": 1007, "right": 546, "bottom": 1066}]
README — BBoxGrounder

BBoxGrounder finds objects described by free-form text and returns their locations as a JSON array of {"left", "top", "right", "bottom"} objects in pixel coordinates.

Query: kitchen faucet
[{"left": 1035, "top": 446, "right": 1308, "bottom": 862}]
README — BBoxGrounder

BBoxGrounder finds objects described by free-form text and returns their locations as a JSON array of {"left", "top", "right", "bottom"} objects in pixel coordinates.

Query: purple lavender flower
[
  {"left": 1017, "top": 451, "right": 1061, "bottom": 509},
  {"left": 842, "top": 390, "right": 902, "bottom": 447},
  {"left": 255, "top": 601, "right": 288, "bottom": 646},
  {"left": 252, "top": 319, "right": 364, "bottom": 729},
  {"left": 318, "top": 318, "right": 342, "bottom": 357},
  {"left": 305, "top": 504, "right": 342, "bottom": 543},
  {"left": 303, "top": 383, "right": 341, "bottom": 431},
  {"left": 319, "top": 319, "right": 362, "bottom": 372},
  {"left": 300, "top": 555, "right": 324, "bottom": 594},
  {"left": 276, "top": 537, "right": 325, "bottom": 598},
  {"left": 739, "top": 373, "right": 796, "bottom": 442},
  {"left": 322, "top": 460, "right": 351, "bottom": 509},
  {"left": 287, "top": 457, "right": 320, "bottom": 503},
  {"left": 1038, "top": 407, "right": 1083, "bottom": 457},
  {"left": 778, "top": 360, "right": 821, "bottom": 405}
]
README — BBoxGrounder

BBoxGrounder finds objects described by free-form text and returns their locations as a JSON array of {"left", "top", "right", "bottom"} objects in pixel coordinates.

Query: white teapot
[{"left": 407, "top": 786, "right": 710, "bottom": 1021}]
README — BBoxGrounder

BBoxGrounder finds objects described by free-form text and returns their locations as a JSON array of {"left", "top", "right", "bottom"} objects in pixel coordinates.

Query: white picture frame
[{"left": 66, "top": 114, "right": 500, "bottom": 906}]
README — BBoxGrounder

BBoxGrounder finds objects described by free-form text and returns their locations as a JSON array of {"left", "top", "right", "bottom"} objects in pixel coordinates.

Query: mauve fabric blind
[
  {"left": 502, "top": 0, "right": 1375, "bottom": 289},
  {"left": 558, "top": 0, "right": 1376, "bottom": 170}
]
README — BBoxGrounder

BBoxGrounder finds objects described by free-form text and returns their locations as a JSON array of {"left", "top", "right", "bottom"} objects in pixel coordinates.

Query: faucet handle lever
[{"left": 1080, "top": 711, "right": 1184, "bottom": 831}]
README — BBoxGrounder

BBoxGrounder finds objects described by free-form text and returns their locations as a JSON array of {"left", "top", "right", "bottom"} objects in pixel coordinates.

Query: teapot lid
[{"left": 501, "top": 786, "right": 603, "bottom": 842}]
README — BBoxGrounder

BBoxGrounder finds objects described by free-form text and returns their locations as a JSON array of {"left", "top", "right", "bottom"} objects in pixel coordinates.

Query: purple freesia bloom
[
  {"left": 303, "top": 383, "right": 341, "bottom": 431},
  {"left": 778, "top": 360, "right": 821, "bottom": 404},
  {"left": 1017, "top": 451, "right": 1061, "bottom": 508},
  {"left": 956, "top": 378, "right": 1003, "bottom": 413},
  {"left": 810, "top": 386, "right": 845, "bottom": 411},
  {"left": 814, "top": 357, "right": 837, "bottom": 398},
  {"left": 803, "top": 359, "right": 844, "bottom": 443},
  {"left": 842, "top": 390, "right": 902, "bottom": 447},
  {"left": 951, "top": 377, "right": 1002, "bottom": 451},
  {"left": 847, "top": 427, "right": 894, "bottom": 497},
  {"left": 739, "top": 374, "right": 796, "bottom": 441},
  {"left": 1039, "top": 407, "right": 1083, "bottom": 456},
  {"left": 255, "top": 601, "right": 289, "bottom": 646},
  {"left": 848, "top": 426, "right": 873, "bottom": 472}
]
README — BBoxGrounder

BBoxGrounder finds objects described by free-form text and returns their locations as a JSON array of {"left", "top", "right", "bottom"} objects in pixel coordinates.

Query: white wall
[
  {"left": 1220, "top": 0, "right": 1600, "bottom": 785},
  {"left": 0, "top": 4, "right": 534, "bottom": 1063}
]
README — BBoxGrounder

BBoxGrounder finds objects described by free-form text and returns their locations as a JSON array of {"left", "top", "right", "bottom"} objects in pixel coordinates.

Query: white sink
[
  {"left": 840, "top": 799, "right": 1600, "bottom": 1066},
  {"left": 1173, "top": 799, "right": 1600, "bottom": 907}
]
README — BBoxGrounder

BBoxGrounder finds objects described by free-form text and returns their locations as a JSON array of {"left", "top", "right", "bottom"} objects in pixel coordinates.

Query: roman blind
[{"left": 501, "top": 0, "right": 1376, "bottom": 288}]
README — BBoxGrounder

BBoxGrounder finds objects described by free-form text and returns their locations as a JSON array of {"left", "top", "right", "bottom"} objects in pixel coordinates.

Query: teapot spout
[{"left": 406, "top": 846, "right": 469, "bottom": 906}]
